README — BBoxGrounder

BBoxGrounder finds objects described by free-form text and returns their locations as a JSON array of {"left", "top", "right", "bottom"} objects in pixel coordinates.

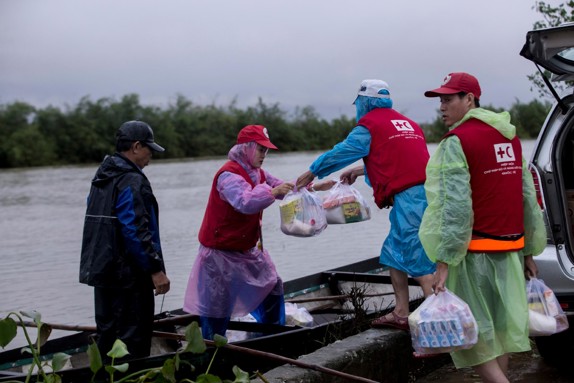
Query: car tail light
[{"left": 530, "top": 167, "right": 545, "bottom": 210}]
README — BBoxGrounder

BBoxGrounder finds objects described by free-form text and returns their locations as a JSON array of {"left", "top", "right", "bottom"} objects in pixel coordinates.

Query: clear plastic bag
[
  {"left": 408, "top": 289, "right": 478, "bottom": 355},
  {"left": 322, "top": 181, "right": 371, "bottom": 224},
  {"left": 284, "top": 302, "right": 314, "bottom": 327},
  {"left": 279, "top": 188, "right": 327, "bottom": 237},
  {"left": 526, "top": 277, "right": 569, "bottom": 336}
]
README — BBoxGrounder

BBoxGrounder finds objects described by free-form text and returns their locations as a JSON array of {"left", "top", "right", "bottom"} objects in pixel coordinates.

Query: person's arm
[
  {"left": 262, "top": 170, "right": 295, "bottom": 198},
  {"left": 306, "top": 179, "right": 337, "bottom": 192},
  {"left": 296, "top": 126, "right": 371, "bottom": 188},
  {"left": 520, "top": 156, "right": 546, "bottom": 279},
  {"left": 115, "top": 174, "right": 170, "bottom": 294},
  {"left": 521, "top": 158, "right": 547, "bottom": 257},
  {"left": 264, "top": 170, "right": 284, "bottom": 188},
  {"left": 433, "top": 262, "right": 449, "bottom": 293},
  {"left": 217, "top": 172, "right": 292, "bottom": 214},
  {"left": 419, "top": 136, "right": 473, "bottom": 293},
  {"left": 340, "top": 165, "right": 364, "bottom": 185}
]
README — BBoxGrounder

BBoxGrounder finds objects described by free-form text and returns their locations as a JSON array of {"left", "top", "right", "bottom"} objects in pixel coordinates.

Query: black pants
[{"left": 94, "top": 285, "right": 154, "bottom": 359}]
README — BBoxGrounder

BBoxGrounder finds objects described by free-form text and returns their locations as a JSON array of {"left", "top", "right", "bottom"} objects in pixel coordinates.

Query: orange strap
[{"left": 468, "top": 236, "right": 525, "bottom": 253}]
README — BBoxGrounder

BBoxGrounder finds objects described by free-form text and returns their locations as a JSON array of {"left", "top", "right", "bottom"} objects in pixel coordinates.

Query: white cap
[{"left": 355, "top": 79, "right": 391, "bottom": 102}]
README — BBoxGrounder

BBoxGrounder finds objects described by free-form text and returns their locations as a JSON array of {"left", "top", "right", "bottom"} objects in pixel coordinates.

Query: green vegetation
[
  {"left": 0, "top": 95, "right": 355, "bottom": 168},
  {"left": 0, "top": 311, "right": 251, "bottom": 382},
  {"left": 528, "top": 1, "right": 574, "bottom": 98},
  {"left": 0, "top": 95, "right": 550, "bottom": 168},
  {"left": 3, "top": 0, "right": 571, "bottom": 169}
]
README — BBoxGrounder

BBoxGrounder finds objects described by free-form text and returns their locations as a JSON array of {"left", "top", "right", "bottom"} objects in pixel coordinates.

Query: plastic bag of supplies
[
  {"left": 322, "top": 181, "right": 371, "bottom": 224},
  {"left": 285, "top": 302, "right": 314, "bottom": 327},
  {"left": 527, "top": 277, "right": 569, "bottom": 336},
  {"left": 279, "top": 188, "right": 327, "bottom": 237},
  {"left": 408, "top": 289, "right": 478, "bottom": 355}
]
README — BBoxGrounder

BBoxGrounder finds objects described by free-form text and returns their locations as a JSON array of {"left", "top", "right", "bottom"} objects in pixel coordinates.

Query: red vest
[
  {"left": 198, "top": 161, "right": 265, "bottom": 251},
  {"left": 445, "top": 119, "right": 525, "bottom": 252},
  {"left": 359, "top": 108, "right": 429, "bottom": 208}
]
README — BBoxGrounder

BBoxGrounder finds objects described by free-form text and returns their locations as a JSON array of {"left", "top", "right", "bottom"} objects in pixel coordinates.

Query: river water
[{"left": 0, "top": 141, "right": 536, "bottom": 349}]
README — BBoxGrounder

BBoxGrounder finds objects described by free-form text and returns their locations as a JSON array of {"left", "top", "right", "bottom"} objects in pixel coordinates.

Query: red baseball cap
[
  {"left": 424, "top": 72, "right": 481, "bottom": 100},
  {"left": 236, "top": 125, "right": 278, "bottom": 150}
]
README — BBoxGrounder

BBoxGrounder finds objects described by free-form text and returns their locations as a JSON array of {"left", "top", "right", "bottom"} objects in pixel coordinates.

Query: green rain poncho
[{"left": 419, "top": 108, "right": 546, "bottom": 368}]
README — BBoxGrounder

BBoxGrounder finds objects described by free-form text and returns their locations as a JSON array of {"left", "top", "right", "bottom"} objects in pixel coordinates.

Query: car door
[
  {"left": 520, "top": 24, "right": 574, "bottom": 289},
  {"left": 519, "top": 23, "right": 574, "bottom": 367}
]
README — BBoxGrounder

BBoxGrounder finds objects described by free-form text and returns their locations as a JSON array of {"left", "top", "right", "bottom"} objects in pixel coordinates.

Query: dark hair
[
  {"left": 116, "top": 139, "right": 134, "bottom": 152},
  {"left": 458, "top": 92, "right": 480, "bottom": 108}
]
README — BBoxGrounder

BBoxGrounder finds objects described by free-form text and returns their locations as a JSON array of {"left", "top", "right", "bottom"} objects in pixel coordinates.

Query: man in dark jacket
[{"left": 80, "top": 120, "right": 170, "bottom": 358}]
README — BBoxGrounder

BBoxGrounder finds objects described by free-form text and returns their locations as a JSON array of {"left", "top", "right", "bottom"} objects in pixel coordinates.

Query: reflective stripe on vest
[{"left": 468, "top": 236, "right": 525, "bottom": 253}]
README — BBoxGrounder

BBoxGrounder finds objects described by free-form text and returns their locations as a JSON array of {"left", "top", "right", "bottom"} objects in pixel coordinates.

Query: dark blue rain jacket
[{"left": 80, "top": 153, "right": 165, "bottom": 288}]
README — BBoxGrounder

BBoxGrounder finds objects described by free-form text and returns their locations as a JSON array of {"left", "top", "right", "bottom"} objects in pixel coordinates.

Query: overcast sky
[{"left": 0, "top": 0, "right": 554, "bottom": 124}]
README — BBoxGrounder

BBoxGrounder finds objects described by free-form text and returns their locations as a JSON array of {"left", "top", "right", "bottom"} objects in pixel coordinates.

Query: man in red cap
[
  {"left": 419, "top": 73, "right": 546, "bottom": 380},
  {"left": 183, "top": 125, "right": 331, "bottom": 339}
]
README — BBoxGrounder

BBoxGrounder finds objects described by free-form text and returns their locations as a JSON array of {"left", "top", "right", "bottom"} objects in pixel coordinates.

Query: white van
[{"left": 520, "top": 22, "right": 574, "bottom": 365}]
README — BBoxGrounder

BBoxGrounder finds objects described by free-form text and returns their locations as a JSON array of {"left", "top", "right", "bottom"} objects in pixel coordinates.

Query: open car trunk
[
  {"left": 521, "top": 23, "right": 574, "bottom": 367},
  {"left": 521, "top": 23, "right": 574, "bottom": 283}
]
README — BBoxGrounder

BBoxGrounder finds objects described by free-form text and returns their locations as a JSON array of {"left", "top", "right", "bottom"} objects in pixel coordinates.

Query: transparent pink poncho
[{"left": 183, "top": 142, "right": 285, "bottom": 318}]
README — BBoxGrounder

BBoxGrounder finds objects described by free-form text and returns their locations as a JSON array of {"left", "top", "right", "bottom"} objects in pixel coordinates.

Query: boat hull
[{"left": 0, "top": 256, "right": 425, "bottom": 382}]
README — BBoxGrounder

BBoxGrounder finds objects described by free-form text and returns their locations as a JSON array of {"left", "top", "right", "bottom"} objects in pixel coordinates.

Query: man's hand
[
  {"left": 152, "top": 271, "right": 170, "bottom": 296},
  {"left": 524, "top": 255, "right": 538, "bottom": 280},
  {"left": 340, "top": 165, "right": 364, "bottom": 185},
  {"left": 432, "top": 262, "right": 448, "bottom": 294},
  {"left": 296, "top": 170, "right": 315, "bottom": 189}
]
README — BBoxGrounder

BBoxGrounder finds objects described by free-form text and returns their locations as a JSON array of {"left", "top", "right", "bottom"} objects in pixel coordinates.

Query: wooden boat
[{"left": 0, "top": 256, "right": 425, "bottom": 382}]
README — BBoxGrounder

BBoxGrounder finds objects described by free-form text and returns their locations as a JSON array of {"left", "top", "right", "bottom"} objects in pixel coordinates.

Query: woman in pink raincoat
[{"left": 184, "top": 125, "right": 333, "bottom": 339}]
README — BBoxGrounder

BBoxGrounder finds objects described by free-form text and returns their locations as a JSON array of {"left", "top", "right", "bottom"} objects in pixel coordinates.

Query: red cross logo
[
  {"left": 391, "top": 120, "right": 414, "bottom": 132},
  {"left": 494, "top": 143, "right": 515, "bottom": 163}
]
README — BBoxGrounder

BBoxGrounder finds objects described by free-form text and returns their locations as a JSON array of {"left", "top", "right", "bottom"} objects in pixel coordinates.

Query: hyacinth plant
[{"left": 0, "top": 312, "right": 252, "bottom": 383}]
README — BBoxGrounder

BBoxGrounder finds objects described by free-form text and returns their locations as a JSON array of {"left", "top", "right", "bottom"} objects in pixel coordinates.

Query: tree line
[
  {"left": 1, "top": 1, "right": 569, "bottom": 169},
  {"left": 0, "top": 94, "right": 550, "bottom": 168}
]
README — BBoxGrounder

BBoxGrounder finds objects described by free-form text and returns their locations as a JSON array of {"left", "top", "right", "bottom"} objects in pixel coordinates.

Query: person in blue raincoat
[
  {"left": 420, "top": 72, "right": 546, "bottom": 382},
  {"left": 296, "top": 79, "right": 436, "bottom": 330}
]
